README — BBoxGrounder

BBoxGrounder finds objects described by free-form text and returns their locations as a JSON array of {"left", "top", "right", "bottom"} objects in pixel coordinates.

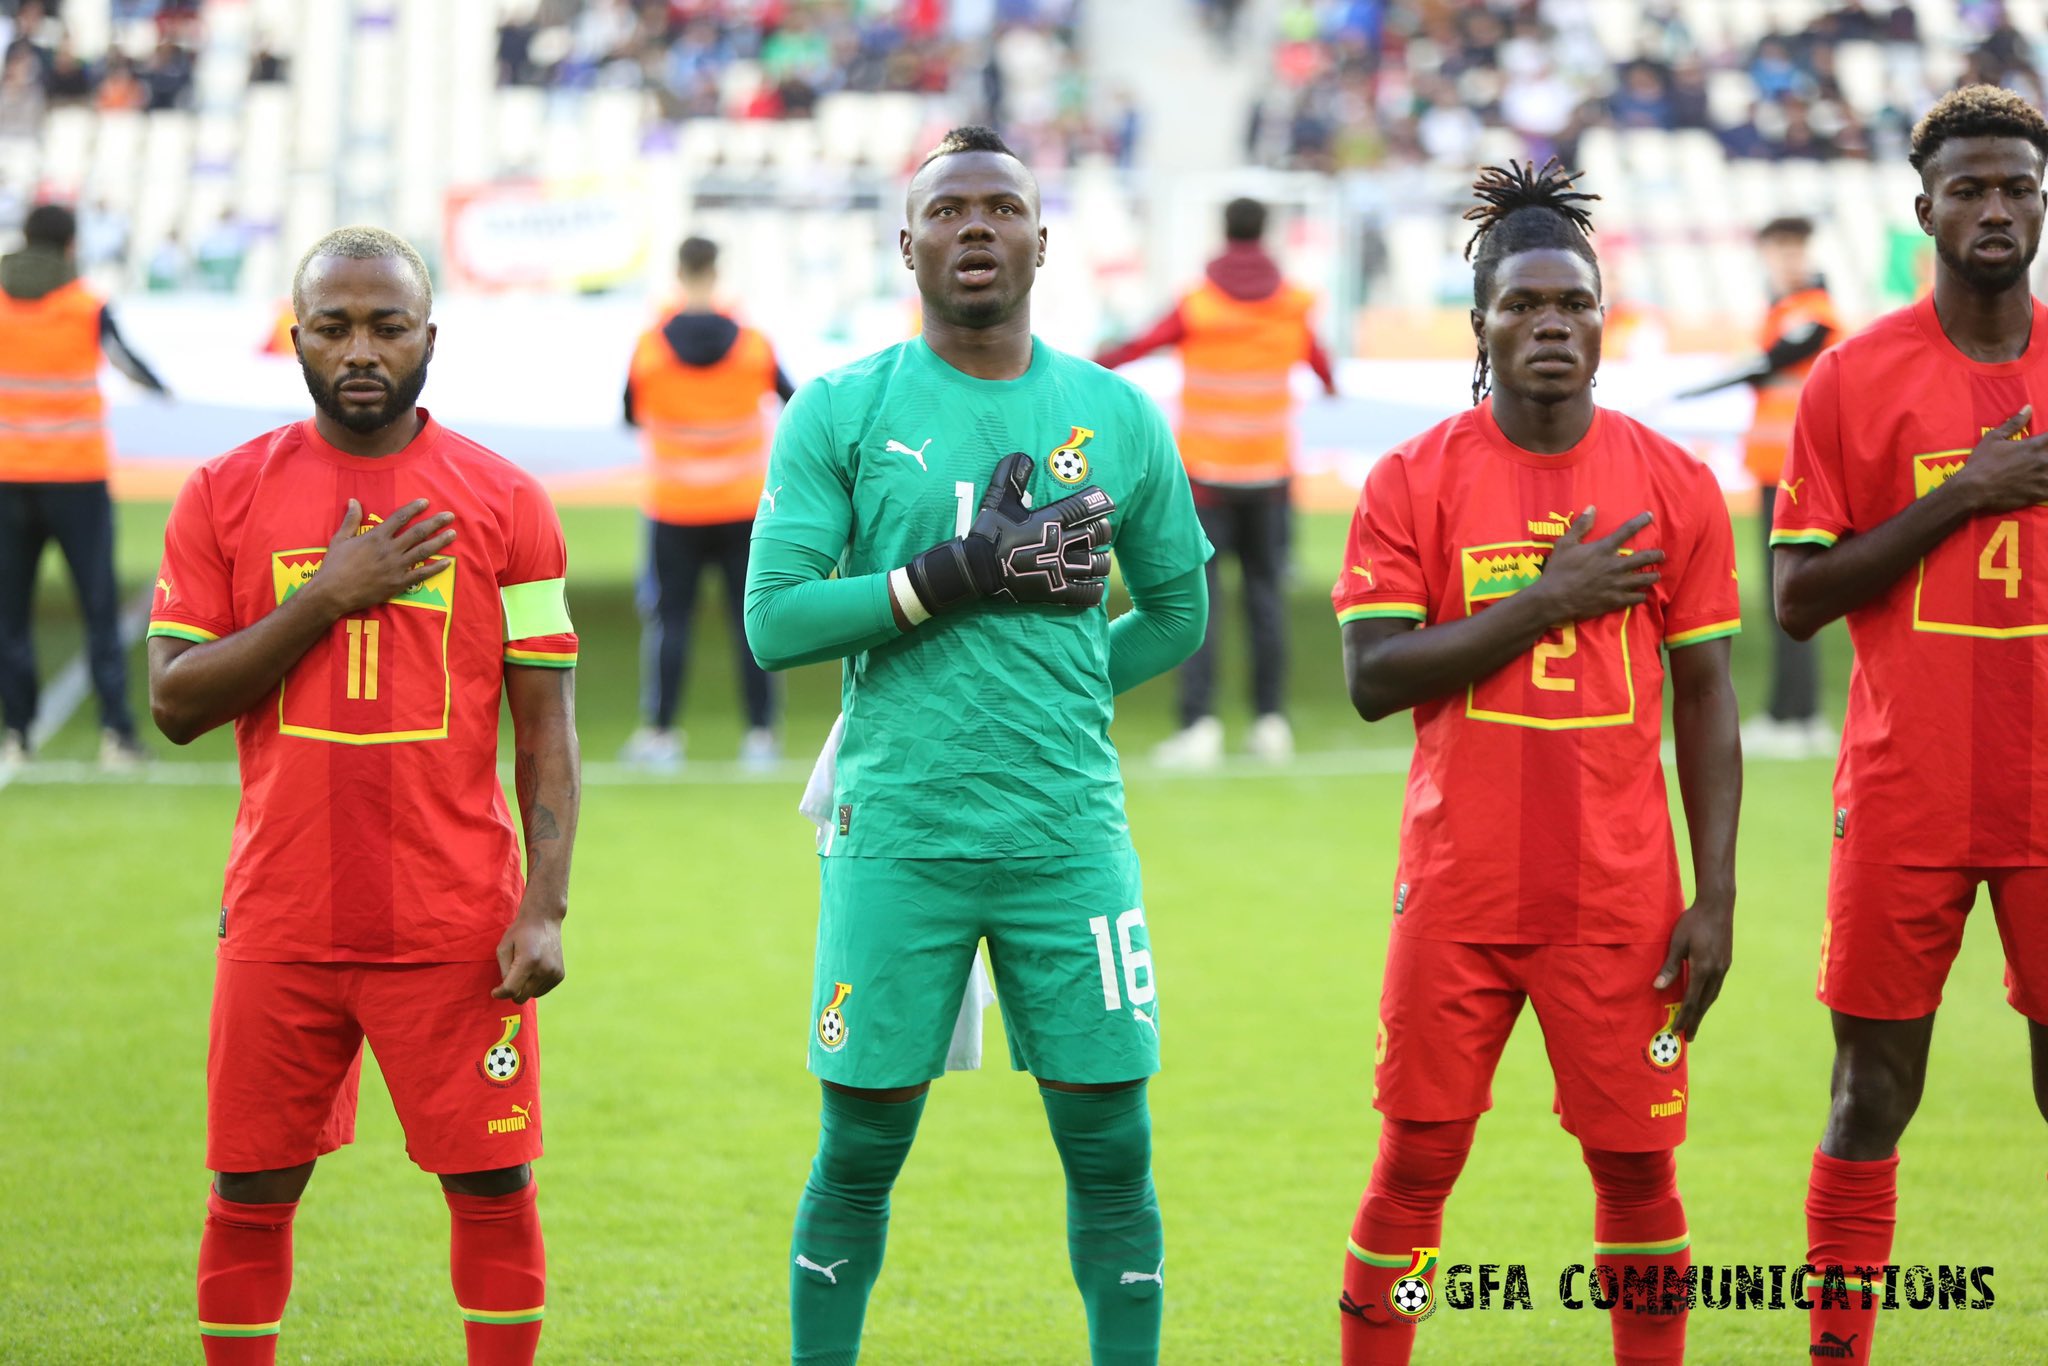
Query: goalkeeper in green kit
[{"left": 744, "top": 126, "right": 1213, "bottom": 1366}]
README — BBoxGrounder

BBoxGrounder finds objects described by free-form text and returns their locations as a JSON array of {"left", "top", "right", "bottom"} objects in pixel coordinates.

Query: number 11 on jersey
[{"left": 1089, "top": 909, "right": 1155, "bottom": 1011}]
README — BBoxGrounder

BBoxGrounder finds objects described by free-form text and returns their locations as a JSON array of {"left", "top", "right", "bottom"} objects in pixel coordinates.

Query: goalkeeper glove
[{"left": 904, "top": 452, "right": 1114, "bottom": 613}]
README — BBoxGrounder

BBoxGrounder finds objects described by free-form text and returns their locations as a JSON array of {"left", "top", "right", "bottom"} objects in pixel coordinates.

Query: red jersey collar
[
  {"left": 1475, "top": 397, "right": 1604, "bottom": 468},
  {"left": 1912, "top": 292, "right": 2048, "bottom": 376},
  {"left": 297, "top": 408, "right": 444, "bottom": 469}
]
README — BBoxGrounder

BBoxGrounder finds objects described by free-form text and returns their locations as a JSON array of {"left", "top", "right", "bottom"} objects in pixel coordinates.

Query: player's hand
[
  {"left": 1655, "top": 894, "right": 1732, "bottom": 1041},
  {"left": 1529, "top": 507, "right": 1664, "bottom": 626},
  {"left": 492, "top": 909, "right": 565, "bottom": 1003},
  {"left": 904, "top": 453, "right": 1114, "bottom": 612},
  {"left": 1947, "top": 405, "right": 2048, "bottom": 514},
  {"left": 309, "top": 498, "right": 458, "bottom": 617}
]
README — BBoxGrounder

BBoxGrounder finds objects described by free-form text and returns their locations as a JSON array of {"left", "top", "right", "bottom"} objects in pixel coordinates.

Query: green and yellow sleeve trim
[
  {"left": 1336, "top": 602, "right": 1427, "bottom": 625},
  {"left": 147, "top": 620, "right": 221, "bottom": 643},
  {"left": 198, "top": 1320, "right": 281, "bottom": 1338},
  {"left": 1594, "top": 1234, "right": 1691, "bottom": 1258},
  {"left": 1769, "top": 529, "right": 1840, "bottom": 548},
  {"left": 1665, "top": 619, "right": 1742, "bottom": 648},
  {"left": 504, "top": 646, "right": 577, "bottom": 669},
  {"left": 460, "top": 1304, "right": 546, "bottom": 1325},
  {"left": 1346, "top": 1239, "right": 1412, "bottom": 1269}
]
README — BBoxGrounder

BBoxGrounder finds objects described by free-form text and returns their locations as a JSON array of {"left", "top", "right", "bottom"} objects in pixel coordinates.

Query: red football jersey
[
  {"left": 149, "top": 413, "right": 578, "bottom": 962},
  {"left": 1331, "top": 401, "right": 1741, "bottom": 944},
  {"left": 1773, "top": 294, "right": 2048, "bottom": 866}
]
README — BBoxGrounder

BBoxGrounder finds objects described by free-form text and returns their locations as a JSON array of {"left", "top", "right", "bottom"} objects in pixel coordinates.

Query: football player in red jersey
[
  {"left": 147, "top": 228, "right": 580, "bottom": 1366},
  {"left": 1772, "top": 85, "right": 2048, "bottom": 1362},
  {"left": 1331, "top": 163, "right": 1742, "bottom": 1366}
]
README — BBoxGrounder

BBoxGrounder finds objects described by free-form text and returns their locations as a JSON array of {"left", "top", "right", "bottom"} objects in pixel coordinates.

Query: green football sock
[
  {"left": 1040, "top": 1083, "right": 1164, "bottom": 1366},
  {"left": 789, "top": 1085, "right": 926, "bottom": 1366}
]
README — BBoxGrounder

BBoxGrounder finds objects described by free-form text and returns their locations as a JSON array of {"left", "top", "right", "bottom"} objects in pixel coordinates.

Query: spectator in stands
[
  {"left": 249, "top": 39, "right": 288, "bottom": 85},
  {"left": 0, "top": 203, "right": 170, "bottom": 772},
  {"left": 146, "top": 231, "right": 186, "bottom": 292},
  {"left": 43, "top": 37, "right": 91, "bottom": 105},
  {"left": 96, "top": 54, "right": 144, "bottom": 112},
  {"left": 195, "top": 210, "right": 247, "bottom": 294},
  {"left": 0, "top": 46, "right": 41, "bottom": 141},
  {"left": 77, "top": 198, "right": 130, "bottom": 272},
  {"left": 620, "top": 236, "right": 792, "bottom": 774},
  {"left": 1609, "top": 61, "right": 1674, "bottom": 130},
  {"left": 1097, "top": 197, "right": 1337, "bottom": 769},
  {"left": 140, "top": 35, "right": 194, "bottom": 112}
]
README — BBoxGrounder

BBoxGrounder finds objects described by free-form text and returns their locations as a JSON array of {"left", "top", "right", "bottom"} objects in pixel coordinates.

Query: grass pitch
[{"left": 2, "top": 503, "right": 2044, "bottom": 1363}]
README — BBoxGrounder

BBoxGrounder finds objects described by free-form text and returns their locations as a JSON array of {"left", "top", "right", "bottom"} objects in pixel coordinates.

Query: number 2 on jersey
[
  {"left": 1531, "top": 622, "right": 1578, "bottom": 691},
  {"left": 1089, "top": 909, "right": 1154, "bottom": 1011}
]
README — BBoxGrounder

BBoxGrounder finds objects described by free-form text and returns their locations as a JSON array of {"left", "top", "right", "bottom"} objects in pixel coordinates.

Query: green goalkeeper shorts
[{"left": 808, "top": 846, "right": 1160, "bottom": 1088}]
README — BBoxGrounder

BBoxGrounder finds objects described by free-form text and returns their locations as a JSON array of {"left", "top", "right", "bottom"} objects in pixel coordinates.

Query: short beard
[
  {"left": 1937, "top": 235, "right": 2039, "bottom": 294},
  {"left": 301, "top": 355, "right": 430, "bottom": 434}
]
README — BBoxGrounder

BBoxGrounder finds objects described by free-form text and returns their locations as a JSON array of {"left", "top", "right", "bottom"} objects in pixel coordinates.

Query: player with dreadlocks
[
  {"left": 1771, "top": 85, "right": 2048, "bottom": 1363},
  {"left": 1330, "top": 160, "right": 1743, "bottom": 1365}
]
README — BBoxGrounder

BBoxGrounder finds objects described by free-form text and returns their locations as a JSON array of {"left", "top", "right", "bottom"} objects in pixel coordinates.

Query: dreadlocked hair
[
  {"left": 1464, "top": 159, "right": 1602, "bottom": 405},
  {"left": 1909, "top": 83, "right": 2048, "bottom": 178}
]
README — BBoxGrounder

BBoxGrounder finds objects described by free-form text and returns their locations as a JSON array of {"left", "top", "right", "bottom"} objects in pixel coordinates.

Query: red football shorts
[
  {"left": 1374, "top": 925, "right": 1689, "bottom": 1152},
  {"left": 1820, "top": 854, "right": 2048, "bottom": 1023},
  {"left": 207, "top": 958, "right": 542, "bottom": 1174}
]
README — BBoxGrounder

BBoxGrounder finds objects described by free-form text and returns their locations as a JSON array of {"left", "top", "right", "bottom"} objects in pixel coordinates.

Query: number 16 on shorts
[{"left": 1090, "top": 909, "right": 1156, "bottom": 1032}]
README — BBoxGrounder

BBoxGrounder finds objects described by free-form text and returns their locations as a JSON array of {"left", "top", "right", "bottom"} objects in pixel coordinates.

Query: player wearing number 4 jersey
[
  {"left": 147, "top": 229, "right": 579, "bottom": 1366},
  {"left": 1331, "top": 163, "right": 1742, "bottom": 1366},
  {"left": 1771, "top": 86, "right": 2048, "bottom": 1363},
  {"left": 743, "top": 127, "right": 1210, "bottom": 1366}
]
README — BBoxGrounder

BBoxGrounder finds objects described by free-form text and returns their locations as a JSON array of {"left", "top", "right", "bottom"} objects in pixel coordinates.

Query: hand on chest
[{"left": 858, "top": 420, "right": 1112, "bottom": 537}]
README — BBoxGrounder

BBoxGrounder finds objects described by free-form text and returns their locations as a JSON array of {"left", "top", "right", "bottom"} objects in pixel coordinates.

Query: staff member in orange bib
[
  {"left": 1097, "top": 196, "right": 1336, "bottom": 767},
  {"left": 0, "top": 203, "right": 170, "bottom": 769},
  {"left": 1682, "top": 216, "right": 1840, "bottom": 759},
  {"left": 620, "top": 236, "right": 794, "bottom": 771}
]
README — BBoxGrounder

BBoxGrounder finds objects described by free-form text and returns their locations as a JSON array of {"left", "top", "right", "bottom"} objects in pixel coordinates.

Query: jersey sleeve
[
  {"left": 1770, "top": 349, "right": 1851, "bottom": 548},
  {"left": 1111, "top": 392, "right": 1213, "bottom": 590},
  {"left": 753, "top": 377, "right": 853, "bottom": 558},
  {"left": 499, "top": 478, "right": 578, "bottom": 668},
  {"left": 147, "top": 467, "right": 235, "bottom": 643},
  {"left": 1663, "top": 459, "right": 1743, "bottom": 649},
  {"left": 1331, "top": 452, "right": 1429, "bottom": 624}
]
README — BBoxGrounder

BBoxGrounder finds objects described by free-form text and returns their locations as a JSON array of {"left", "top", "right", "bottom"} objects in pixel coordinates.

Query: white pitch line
[{"left": 0, "top": 587, "right": 155, "bottom": 793}]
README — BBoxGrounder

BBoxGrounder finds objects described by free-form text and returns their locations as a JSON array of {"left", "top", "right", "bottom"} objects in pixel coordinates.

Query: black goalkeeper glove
[{"left": 904, "top": 452, "right": 1115, "bottom": 613}]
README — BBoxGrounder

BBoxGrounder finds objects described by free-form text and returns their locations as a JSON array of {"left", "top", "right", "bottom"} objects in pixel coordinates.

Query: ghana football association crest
[
  {"left": 1389, "top": 1247, "right": 1441, "bottom": 1321},
  {"left": 1047, "top": 426, "right": 1096, "bottom": 484},
  {"left": 817, "top": 982, "right": 853, "bottom": 1052},
  {"left": 478, "top": 1015, "right": 524, "bottom": 1087},
  {"left": 1645, "top": 1002, "right": 1684, "bottom": 1070}
]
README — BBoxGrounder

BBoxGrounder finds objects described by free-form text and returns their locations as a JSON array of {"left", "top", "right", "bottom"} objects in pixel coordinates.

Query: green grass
[{"left": 3, "top": 505, "right": 2045, "bottom": 1362}]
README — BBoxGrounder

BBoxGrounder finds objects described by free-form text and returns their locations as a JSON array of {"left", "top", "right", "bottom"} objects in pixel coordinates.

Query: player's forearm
[
  {"left": 1669, "top": 640, "right": 1741, "bottom": 905},
  {"left": 1775, "top": 482, "right": 1980, "bottom": 639},
  {"left": 744, "top": 538, "right": 900, "bottom": 670},
  {"left": 1108, "top": 566, "right": 1207, "bottom": 694},
  {"left": 148, "top": 586, "right": 345, "bottom": 743},
  {"left": 508, "top": 668, "right": 580, "bottom": 921},
  {"left": 1342, "top": 590, "right": 1558, "bottom": 721}
]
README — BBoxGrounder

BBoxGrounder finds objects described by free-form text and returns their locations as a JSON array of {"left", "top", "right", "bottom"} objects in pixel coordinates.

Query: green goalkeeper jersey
[{"left": 757, "top": 335, "right": 1212, "bottom": 859}]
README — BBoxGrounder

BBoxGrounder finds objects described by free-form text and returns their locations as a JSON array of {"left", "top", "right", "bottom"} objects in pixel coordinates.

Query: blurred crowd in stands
[
  {"left": 0, "top": 1, "right": 285, "bottom": 130},
  {"left": 1250, "top": 0, "right": 2047, "bottom": 171},
  {"left": 495, "top": 0, "right": 1135, "bottom": 168}
]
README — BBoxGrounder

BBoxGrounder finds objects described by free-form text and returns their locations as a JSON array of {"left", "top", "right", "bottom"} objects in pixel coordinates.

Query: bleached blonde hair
[{"left": 291, "top": 225, "right": 433, "bottom": 318}]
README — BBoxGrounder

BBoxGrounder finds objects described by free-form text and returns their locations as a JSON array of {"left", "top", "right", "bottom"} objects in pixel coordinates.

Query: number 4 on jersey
[{"left": 1089, "top": 909, "right": 1155, "bottom": 1012}]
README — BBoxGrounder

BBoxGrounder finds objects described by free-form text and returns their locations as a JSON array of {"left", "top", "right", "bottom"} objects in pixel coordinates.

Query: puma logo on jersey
[
  {"left": 885, "top": 438, "right": 932, "bottom": 471},
  {"left": 1527, "top": 511, "right": 1573, "bottom": 537},
  {"left": 1120, "top": 1260, "right": 1164, "bottom": 1287},
  {"left": 1134, "top": 1007, "right": 1157, "bottom": 1035},
  {"left": 1348, "top": 562, "right": 1374, "bottom": 586},
  {"left": 761, "top": 485, "right": 783, "bottom": 513},
  {"left": 794, "top": 1255, "right": 850, "bottom": 1284},
  {"left": 155, "top": 576, "right": 173, "bottom": 597},
  {"left": 1778, "top": 478, "right": 1805, "bottom": 505}
]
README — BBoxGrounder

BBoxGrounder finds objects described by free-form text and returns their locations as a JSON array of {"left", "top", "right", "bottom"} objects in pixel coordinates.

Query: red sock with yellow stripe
[
  {"left": 1340, "top": 1116, "right": 1476, "bottom": 1366},
  {"left": 197, "top": 1189, "right": 295, "bottom": 1364},
  {"left": 446, "top": 1181, "right": 546, "bottom": 1366},
  {"left": 1584, "top": 1146, "right": 1689, "bottom": 1366}
]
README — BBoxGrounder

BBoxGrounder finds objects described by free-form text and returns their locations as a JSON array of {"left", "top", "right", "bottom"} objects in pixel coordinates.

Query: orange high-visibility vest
[
  {"left": 1175, "top": 281, "right": 1315, "bottom": 486},
  {"left": 0, "top": 279, "right": 108, "bottom": 482},
  {"left": 1745, "top": 284, "right": 1839, "bottom": 487},
  {"left": 629, "top": 318, "right": 776, "bottom": 525}
]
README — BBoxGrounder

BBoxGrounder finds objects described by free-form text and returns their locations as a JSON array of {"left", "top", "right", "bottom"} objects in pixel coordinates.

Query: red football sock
[
  {"left": 1805, "top": 1148, "right": 1897, "bottom": 1364},
  {"left": 447, "top": 1182, "right": 546, "bottom": 1366},
  {"left": 1341, "top": 1116, "right": 1476, "bottom": 1366},
  {"left": 197, "top": 1189, "right": 296, "bottom": 1365},
  {"left": 1584, "top": 1147, "right": 1689, "bottom": 1366}
]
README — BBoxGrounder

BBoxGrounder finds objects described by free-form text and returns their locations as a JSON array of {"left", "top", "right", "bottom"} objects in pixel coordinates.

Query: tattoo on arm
[{"left": 514, "top": 748, "right": 561, "bottom": 843}]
